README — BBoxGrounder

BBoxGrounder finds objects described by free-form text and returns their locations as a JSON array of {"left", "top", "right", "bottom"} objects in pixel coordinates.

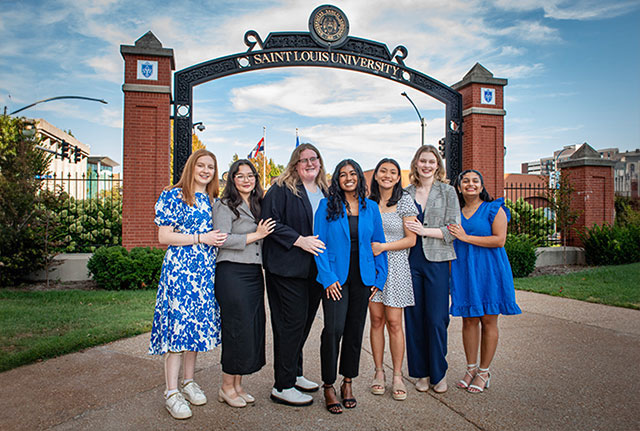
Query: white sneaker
[
  {"left": 165, "top": 392, "right": 192, "bottom": 419},
  {"left": 182, "top": 381, "right": 207, "bottom": 405},
  {"left": 270, "top": 387, "right": 313, "bottom": 406},
  {"left": 295, "top": 375, "right": 320, "bottom": 392}
]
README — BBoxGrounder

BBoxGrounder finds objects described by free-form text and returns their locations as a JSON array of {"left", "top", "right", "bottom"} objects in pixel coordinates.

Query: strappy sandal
[
  {"left": 370, "top": 367, "right": 385, "bottom": 395},
  {"left": 468, "top": 368, "right": 491, "bottom": 394},
  {"left": 391, "top": 373, "right": 407, "bottom": 401},
  {"left": 340, "top": 378, "right": 357, "bottom": 409},
  {"left": 323, "top": 384, "right": 343, "bottom": 414},
  {"left": 457, "top": 363, "right": 478, "bottom": 389}
]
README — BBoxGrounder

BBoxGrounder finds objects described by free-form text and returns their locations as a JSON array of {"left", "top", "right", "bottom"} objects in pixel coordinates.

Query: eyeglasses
[
  {"left": 298, "top": 156, "right": 319, "bottom": 165},
  {"left": 234, "top": 174, "right": 256, "bottom": 181}
]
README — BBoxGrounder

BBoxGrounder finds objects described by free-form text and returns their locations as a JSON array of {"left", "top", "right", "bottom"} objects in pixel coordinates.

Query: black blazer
[{"left": 261, "top": 182, "right": 325, "bottom": 278}]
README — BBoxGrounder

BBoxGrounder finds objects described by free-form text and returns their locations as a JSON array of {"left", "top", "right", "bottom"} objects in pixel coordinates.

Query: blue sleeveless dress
[{"left": 450, "top": 198, "right": 522, "bottom": 317}]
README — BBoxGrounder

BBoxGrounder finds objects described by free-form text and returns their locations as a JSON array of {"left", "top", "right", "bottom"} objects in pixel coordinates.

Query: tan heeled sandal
[
  {"left": 370, "top": 367, "right": 385, "bottom": 395},
  {"left": 391, "top": 373, "right": 407, "bottom": 401}
]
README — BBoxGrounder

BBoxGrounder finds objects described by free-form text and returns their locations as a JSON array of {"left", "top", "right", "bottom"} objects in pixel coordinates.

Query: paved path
[{"left": 2, "top": 290, "right": 639, "bottom": 430}]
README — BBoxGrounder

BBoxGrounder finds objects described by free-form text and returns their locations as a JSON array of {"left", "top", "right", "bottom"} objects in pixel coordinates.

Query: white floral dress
[
  {"left": 148, "top": 188, "right": 221, "bottom": 355},
  {"left": 371, "top": 192, "right": 418, "bottom": 308}
]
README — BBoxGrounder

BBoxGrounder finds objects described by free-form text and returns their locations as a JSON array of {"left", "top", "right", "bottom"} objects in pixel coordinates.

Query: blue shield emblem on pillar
[
  {"left": 483, "top": 89, "right": 493, "bottom": 104},
  {"left": 141, "top": 62, "right": 153, "bottom": 78}
]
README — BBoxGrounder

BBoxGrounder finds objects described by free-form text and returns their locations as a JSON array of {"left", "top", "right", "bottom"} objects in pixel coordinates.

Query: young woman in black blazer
[{"left": 261, "top": 143, "right": 329, "bottom": 406}]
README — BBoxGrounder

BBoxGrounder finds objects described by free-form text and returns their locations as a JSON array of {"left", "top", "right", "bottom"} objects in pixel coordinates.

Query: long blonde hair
[
  {"left": 409, "top": 145, "right": 447, "bottom": 186},
  {"left": 169, "top": 148, "right": 219, "bottom": 205},
  {"left": 276, "top": 143, "right": 328, "bottom": 196}
]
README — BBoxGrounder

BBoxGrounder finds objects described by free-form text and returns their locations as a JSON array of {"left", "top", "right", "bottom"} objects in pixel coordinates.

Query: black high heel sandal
[
  {"left": 323, "top": 384, "right": 343, "bottom": 414},
  {"left": 340, "top": 378, "right": 357, "bottom": 409}
]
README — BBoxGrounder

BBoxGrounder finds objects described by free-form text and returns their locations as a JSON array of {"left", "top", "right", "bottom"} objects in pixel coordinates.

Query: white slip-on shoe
[
  {"left": 270, "top": 387, "right": 313, "bottom": 406},
  {"left": 165, "top": 392, "right": 192, "bottom": 419},
  {"left": 181, "top": 381, "right": 207, "bottom": 406},
  {"left": 295, "top": 375, "right": 320, "bottom": 392}
]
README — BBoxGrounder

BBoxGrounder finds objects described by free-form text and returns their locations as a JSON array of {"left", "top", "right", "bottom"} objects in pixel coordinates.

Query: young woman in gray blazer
[
  {"left": 404, "top": 145, "right": 460, "bottom": 394},
  {"left": 213, "top": 160, "right": 275, "bottom": 408}
]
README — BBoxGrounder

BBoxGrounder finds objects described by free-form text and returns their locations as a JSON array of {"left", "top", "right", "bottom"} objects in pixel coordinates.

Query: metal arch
[{"left": 173, "top": 31, "right": 462, "bottom": 184}]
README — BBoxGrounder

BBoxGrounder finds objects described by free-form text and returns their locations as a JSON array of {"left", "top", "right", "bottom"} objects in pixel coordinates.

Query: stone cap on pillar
[
  {"left": 120, "top": 31, "right": 175, "bottom": 69},
  {"left": 558, "top": 143, "right": 616, "bottom": 168},
  {"left": 452, "top": 63, "right": 507, "bottom": 90}
]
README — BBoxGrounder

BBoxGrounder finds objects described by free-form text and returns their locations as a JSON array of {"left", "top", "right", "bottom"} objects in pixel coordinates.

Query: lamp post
[
  {"left": 6, "top": 96, "right": 107, "bottom": 116},
  {"left": 401, "top": 92, "right": 425, "bottom": 147},
  {"left": 192, "top": 121, "right": 205, "bottom": 132}
]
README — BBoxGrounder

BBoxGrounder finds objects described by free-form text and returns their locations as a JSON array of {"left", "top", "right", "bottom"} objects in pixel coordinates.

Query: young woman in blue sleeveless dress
[
  {"left": 149, "top": 149, "right": 228, "bottom": 419},
  {"left": 447, "top": 169, "right": 522, "bottom": 393}
]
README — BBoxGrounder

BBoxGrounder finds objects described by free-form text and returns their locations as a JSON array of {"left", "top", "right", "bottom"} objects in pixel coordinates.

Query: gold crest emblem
[{"left": 309, "top": 5, "right": 349, "bottom": 47}]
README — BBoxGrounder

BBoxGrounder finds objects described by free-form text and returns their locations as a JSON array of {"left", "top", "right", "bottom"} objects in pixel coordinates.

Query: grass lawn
[
  {"left": 515, "top": 262, "right": 640, "bottom": 310},
  {"left": 0, "top": 289, "right": 156, "bottom": 372}
]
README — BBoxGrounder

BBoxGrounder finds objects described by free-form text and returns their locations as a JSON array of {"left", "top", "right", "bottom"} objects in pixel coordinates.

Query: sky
[{"left": 1, "top": 0, "right": 639, "bottom": 176}]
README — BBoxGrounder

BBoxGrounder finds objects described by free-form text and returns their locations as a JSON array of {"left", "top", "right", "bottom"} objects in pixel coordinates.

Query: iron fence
[
  {"left": 504, "top": 181, "right": 560, "bottom": 246},
  {"left": 39, "top": 173, "right": 123, "bottom": 252}
]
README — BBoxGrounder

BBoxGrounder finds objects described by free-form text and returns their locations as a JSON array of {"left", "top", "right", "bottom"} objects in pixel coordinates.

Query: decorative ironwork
[
  {"left": 308, "top": 5, "right": 349, "bottom": 48},
  {"left": 173, "top": 5, "right": 463, "bottom": 183}
]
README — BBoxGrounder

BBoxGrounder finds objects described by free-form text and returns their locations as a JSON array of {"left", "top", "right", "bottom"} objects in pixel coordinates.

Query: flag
[
  {"left": 295, "top": 128, "right": 300, "bottom": 147},
  {"left": 247, "top": 137, "right": 264, "bottom": 159}
]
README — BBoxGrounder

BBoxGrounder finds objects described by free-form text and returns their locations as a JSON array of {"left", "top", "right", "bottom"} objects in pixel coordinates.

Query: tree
[
  {"left": 0, "top": 115, "right": 57, "bottom": 285},
  {"left": 543, "top": 171, "right": 581, "bottom": 264}
]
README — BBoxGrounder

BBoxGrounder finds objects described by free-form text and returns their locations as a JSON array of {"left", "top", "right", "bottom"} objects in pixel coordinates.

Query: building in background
[
  {"left": 520, "top": 144, "right": 639, "bottom": 198},
  {"left": 86, "top": 156, "right": 120, "bottom": 198}
]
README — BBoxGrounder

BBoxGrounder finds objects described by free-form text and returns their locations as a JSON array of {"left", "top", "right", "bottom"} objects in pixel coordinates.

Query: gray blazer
[
  {"left": 405, "top": 181, "right": 460, "bottom": 262},
  {"left": 212, "top": 199, "right": 263, "bottom": 265}
]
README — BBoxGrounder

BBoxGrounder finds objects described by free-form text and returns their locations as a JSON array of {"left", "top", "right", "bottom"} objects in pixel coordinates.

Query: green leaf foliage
[
  {"left": 505, "top": 198, "right": 554, "bottom": 246},
  {"left": 505, "top": 234, "right": 537, "bottom": 278},
  {"left": 87, "top": 246, "right": 165, "bottom": 290},
  {"left": 580, "top": 223, "right": 640, "bottom": 266}
]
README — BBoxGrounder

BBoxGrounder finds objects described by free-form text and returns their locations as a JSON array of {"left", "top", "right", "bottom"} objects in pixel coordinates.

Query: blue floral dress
[
  {"left": 450, "top": 198, "right": 522, "bottom": 317},
  {"left": 148, "top": 188, "right": 221, "bottom": 355}
]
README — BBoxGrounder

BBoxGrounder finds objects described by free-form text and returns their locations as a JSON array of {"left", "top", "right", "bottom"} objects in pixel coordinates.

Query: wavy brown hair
[
  {"left": 169, "top": 148, "right": 219, "bottom": 206},
  {"left": 276, "top": 143, "right": 328, "bottom": 196},
  {"left": 409, "top": 145, "right": 447, "bottom": 186}
]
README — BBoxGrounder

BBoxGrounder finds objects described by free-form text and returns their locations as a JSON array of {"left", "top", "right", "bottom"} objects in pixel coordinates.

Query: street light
[
  {"left": 192, "top": 121, "right": 205, "bottom": 132},
  {"left": 6, "top": 95, "right": 107, "bottom": 116},
  {"left": 401, "top": 92, "right": 425, "bottom": 147}
]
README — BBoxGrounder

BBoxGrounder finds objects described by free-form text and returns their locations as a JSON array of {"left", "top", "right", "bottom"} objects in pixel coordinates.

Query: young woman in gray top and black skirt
[{"left": 213, "top": 160, "right": 275, "bottom": 408}]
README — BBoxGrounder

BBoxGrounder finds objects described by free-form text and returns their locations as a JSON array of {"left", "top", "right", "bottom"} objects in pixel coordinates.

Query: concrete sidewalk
[{"left": 2, "top": 290, "right": 639, "bottom": 431}]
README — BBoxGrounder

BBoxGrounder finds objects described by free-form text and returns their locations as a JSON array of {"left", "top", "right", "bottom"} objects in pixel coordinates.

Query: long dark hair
[
  {"left": 221, "top": 159, "right": 263, "bottom": 219},
  {"left": 369, "top": 158, "right": 404, "bottom": 207},
  {"left": 326, "top": 159, "right": 368, "bottom": 221},
  {"left": 455, "top": 169, "right": 493, "bottom": 208}
]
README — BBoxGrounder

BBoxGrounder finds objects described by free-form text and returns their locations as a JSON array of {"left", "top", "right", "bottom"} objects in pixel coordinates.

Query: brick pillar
[
  {"left": 559, "top": 143, "right": 615, "bottom": 247},
  {"left": 452, "top": 63, "right": 507, "bottom": 198},
  {"left": 120, "top": 32, "right": 175, "bottom": 249}
]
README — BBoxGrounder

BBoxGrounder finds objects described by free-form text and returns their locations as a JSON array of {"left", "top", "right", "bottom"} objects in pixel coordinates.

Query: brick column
[
  {"left": 559, "top": 143, "right": 615, "bottom": 247},
  {"left": 452, "top": 63, "right": 507, "bottom": 198},
  {"left": 120, "top": 32, "right": 175, "bottom": 249}
]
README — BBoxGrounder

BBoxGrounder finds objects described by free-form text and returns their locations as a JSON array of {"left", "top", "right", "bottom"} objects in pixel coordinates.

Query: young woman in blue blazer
[{"left": 314, "top": 159, "right": 387, "bottom": 414}]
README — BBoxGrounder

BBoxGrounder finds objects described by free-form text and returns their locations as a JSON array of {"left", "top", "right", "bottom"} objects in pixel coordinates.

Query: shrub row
[
  {"left": 580, "top": 224, "right": 640, "bottom": 266},
  {"left": 87, "top": 246, "right": 165, "bottom": 290},
  {"left": 504, "top": 234, "right": 537, "bottom": 278}
]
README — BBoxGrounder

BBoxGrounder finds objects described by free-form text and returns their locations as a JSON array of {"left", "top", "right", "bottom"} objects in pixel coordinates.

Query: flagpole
[{"left": 263, "top": 126, "right": 267, "bottom": 190}]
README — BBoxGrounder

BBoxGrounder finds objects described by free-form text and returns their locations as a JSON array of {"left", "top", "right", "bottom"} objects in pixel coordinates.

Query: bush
[
  {"left": 505, "top": 198, "right": 554, "bottom": 246},
  {"left": 87, "top": 246, "right": 165, "bottom": 290},
  {"left": 615, "top": 196, "right": 640, "bottom": 227},
  {"left": 580, "top": 223, "right": 640, "bottom": 266},
  {"left": 505, "top": 234, "right": 537, "bottom": 278}
]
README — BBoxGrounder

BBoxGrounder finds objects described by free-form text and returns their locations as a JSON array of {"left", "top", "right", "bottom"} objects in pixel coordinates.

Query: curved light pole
[
  {"left": 7, "top": 96, "right": 107, "bottom": 116},
  {"left": 401, "top": 92, "right": 425, "bottom": 147}
]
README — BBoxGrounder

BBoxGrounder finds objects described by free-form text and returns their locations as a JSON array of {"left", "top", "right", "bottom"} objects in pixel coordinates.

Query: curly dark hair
[
  {"left": 220, "top": 159, "right": 263, "bottom": 219},
  {"left": 454, "top": 169, "right": 494, "bottom": 208},
  {"left": 369, "top": 158, "right": 405, "bottom": 207},
  {"left": 326, "top": 159, "right": 368, "bottom": 221}
]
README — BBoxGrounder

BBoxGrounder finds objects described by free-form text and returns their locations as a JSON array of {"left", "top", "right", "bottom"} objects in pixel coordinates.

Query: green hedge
[
  {"left": 580, "top": 224, "right": 640, "bottom": 266},
  {"left": 505, "top": 234, "right": 537, "bottom": 278},
  {"left": 87, "top": 246, "right": 165, "bottom": 290},
  {"left": 505, "top": 198, "right": 554, "bottom": 246}
]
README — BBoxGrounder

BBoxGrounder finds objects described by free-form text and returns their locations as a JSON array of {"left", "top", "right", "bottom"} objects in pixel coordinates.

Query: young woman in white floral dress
[
  {"left": 149, "top": 149, "right": 228, "bottom": 420},
  {"left": 368, "top": 158, "right": 418, "bottom": 401}
]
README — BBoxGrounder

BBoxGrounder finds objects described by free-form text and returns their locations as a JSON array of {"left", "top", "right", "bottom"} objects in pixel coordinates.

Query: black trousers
[
  {"left": 215, "top": 261, "right": 266, "bottom": 375},
  {"left": 265, "top": 270, "right": 323, "bottom": 391},
  {"left": 320, "top": 273, "right": 370, "bottom": 385}
]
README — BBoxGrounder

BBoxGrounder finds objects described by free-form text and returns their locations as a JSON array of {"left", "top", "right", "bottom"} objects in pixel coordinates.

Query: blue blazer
[{"left": 314, "top": 198, "right": 388, "bottom": 290}]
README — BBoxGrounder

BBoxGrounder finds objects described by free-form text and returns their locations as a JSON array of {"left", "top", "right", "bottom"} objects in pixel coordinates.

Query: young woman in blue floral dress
[{"left": 149, "top": 149, "right": 228, "bottom": 419}]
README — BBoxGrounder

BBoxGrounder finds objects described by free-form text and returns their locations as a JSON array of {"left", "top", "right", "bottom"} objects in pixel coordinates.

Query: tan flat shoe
[
  {"left": 432, "top": 376, "right": 448, "bottom": 393},
  {"left": 415, "top": 377, "right": 430, "bottom": 392}
]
